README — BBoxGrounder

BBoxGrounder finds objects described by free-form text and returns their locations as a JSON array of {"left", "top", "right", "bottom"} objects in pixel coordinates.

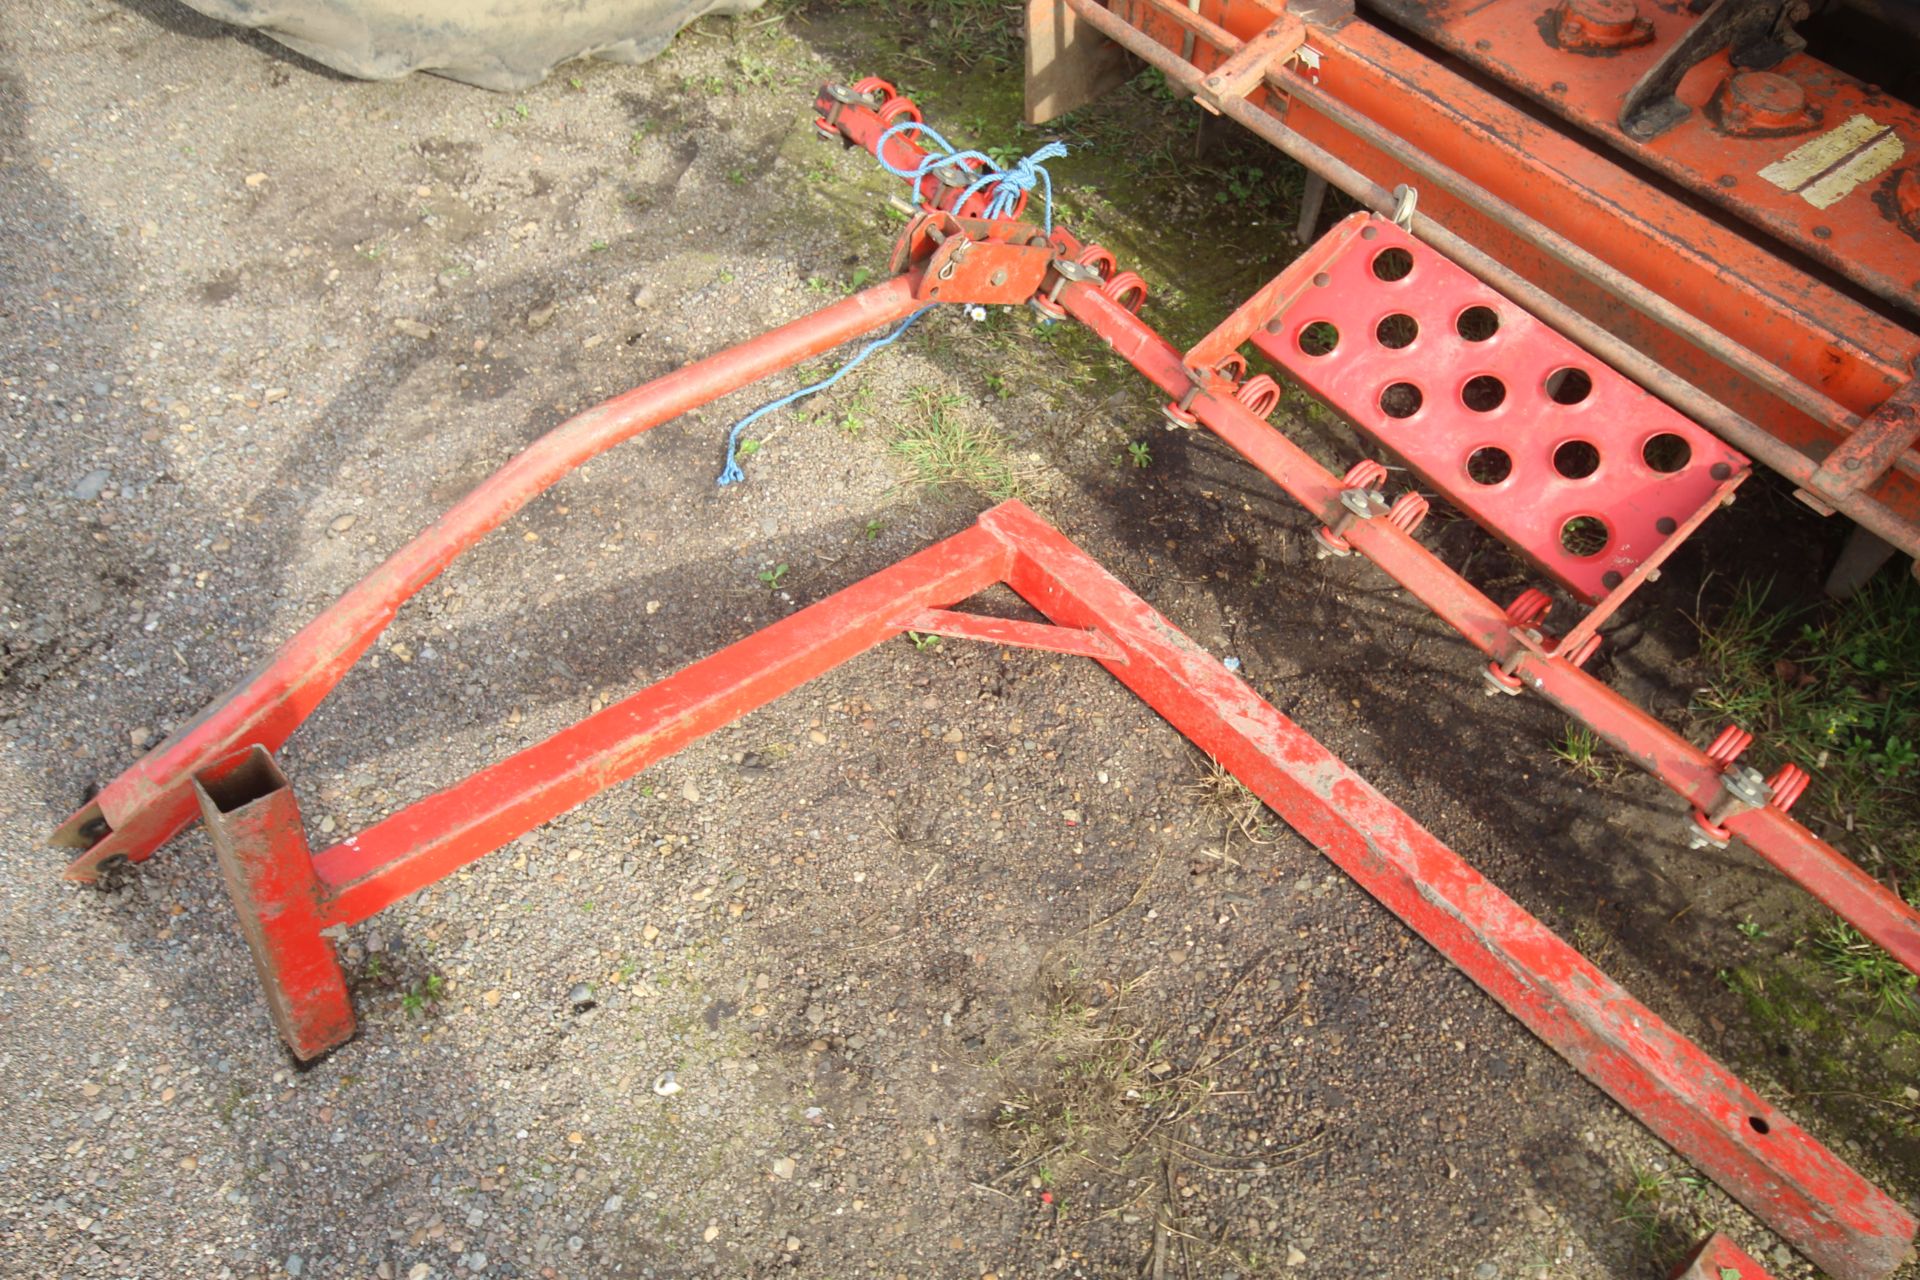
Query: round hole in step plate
[
  {"left": 1380, "top": 382, "right": 1424, "bottom": 419},
  {"left": 1553, "top": 440, "right": 1601, "bottom": 479},
  {"left": 1643, "top": 433, "right": 1691, "bottom": 473},
  {"left": 1375, "top": 313, "right": 1419, "bottom": 350},
  {"left": 1462, "top": 375, "right": 1506, "bottom": 413},
  {"left": 1371, "top": 247, "right": 1414, "bottom": 282},
  {"left": 1455, "top": 305, "right": 1499, "bottom": 342},
  {"left": 1559, "top": 515, "right": 1610, "bottom": 558},
  {"left": 1545, "top": 367, "right": 1593, "bottom": 405},
  {"left": 1466, "top": 446, "right": 1512, "bottom": 485},
  {"left": 1298, "top": 322, "right": 1339, "bottom": 357}
]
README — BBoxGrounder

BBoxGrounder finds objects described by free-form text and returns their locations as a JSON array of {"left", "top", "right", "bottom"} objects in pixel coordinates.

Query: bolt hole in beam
[
  {"left": 1381, "top": 381, "right": 1425, "bottom": 418},
  {"left": 1561, "top": 514, "right": 1611, "bottom": 557},
  {"left": 1376, "top": 313, "right": 1419, "bottom": 349},
  {"left": 1299, "top": 321, "right": 1340, "bottom": 356},
  {"left": 1372, "top": 246, "right": 1415, "bottom": 281},
  {"left": 1455, "top": 305, "right": 1500, "bottom": 342},
  {"left": 1644, "top": 432, "right": 1693, "bottom": 473},
  {"left": 1462, "top": 374, "right": 1507, "bottom": 412},
  {"left": 1553, "top": 439, "right": 1602, "bottom": 479},
  {"left": 1546, "top": 366, "right": 1593, "bottom": 405},
  {"left": 1467, "top": 445, "right": 1513, "bottom": 485}
]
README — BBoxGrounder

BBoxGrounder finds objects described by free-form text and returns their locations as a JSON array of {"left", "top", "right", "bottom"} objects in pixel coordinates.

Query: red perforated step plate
[{"left": 1247, "top": 214, "right": 1749, "bottom": 603}]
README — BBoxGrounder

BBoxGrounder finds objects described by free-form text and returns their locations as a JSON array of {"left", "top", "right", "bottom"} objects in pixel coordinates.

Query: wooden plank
[{"left": 1025, "top": 0, "right": 1136, "bottom": 125}]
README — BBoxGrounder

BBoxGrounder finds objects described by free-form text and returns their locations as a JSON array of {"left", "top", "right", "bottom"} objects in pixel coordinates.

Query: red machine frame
[
  {"left": 1026, "top": 0, "right": 1920, "bottom": 586},
  {"left": 107, "top": 501, "right": 1920, "bottom": 1277},
  {"left": 51, "top": 74, "right": 1920, "bottom": 1280}
]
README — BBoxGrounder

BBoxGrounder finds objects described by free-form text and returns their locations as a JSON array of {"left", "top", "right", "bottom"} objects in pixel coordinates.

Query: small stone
[
  {"left": 604, "top": 1194, "right": 624, "bottom": 1215},
  {"left": 245, "top": 171, "right": 267, "bottom": 187},
  {"left": 784, "top": 1236, "right": 801, "bottom": 1252},
  {"left": 703, "top": 1225, "right": 719, "bottom": 1243},
  {"left": 681, "top": 781, "right": 700, "bottom": 803},
  {"left": 210, "top": 537, "right": 232, "bottom": 552},
  {"left": 1286, "top": 1248, "right": 1306, "bottom": 1268},
  {"left": 319, "top": 816, "right": 337, "bottom": 834},
  {"left": 526, "top": 303, "right": 557, "bottom": 330},
  {"left": 377, "top": 1264, "right": 393, "bottom": 1280},
  {"left": 652, "top": 1072, "right": 681, "bottom": 1097},
  {"left": 770, "top": 1156, "right": 795, "bottom": 1180},
  {"left": 569, "top": 983, "right": 596, "bottom": 1012},
  {"left": 328, "top": 514, "right": 357, "bottom": 535},
  {"left": 645, "top": 600, "right": 661, "bottom": 614},
  {"left": 642, "top": 924, "right": 660, "bottom": 943},
  {"left": 129, "top": 727, "right": 153, "bottom": 748},
  {"left": 408, "top": 1265, "right": 432, "bottom": 1280},
  {"left": 389, "top": 642, "right": 414, "bottom": 663},
  {"left": 393, "top": 318, "right": 434, "bottom": 340},
  {"left": 262, "top": 388, "right": 289, "bottom": 404},
  {"left": 1473, "top": 1265, "right": 1498, "bottom": 1280},
  {"left": 468, "top": 1253, "right": 487, "bottom": 1272},
  {"left": 285, "top": 1255, "right": 303, "bottom": 1278},
  {"left": 631, "top": 285, "right": 655, "bottom": 310},
  {"left": 72, "top": 469, "right": 110, "bottom": 500},
  {"left": 808, "top": 730, "right": 828, "bottom": 745},
  {"left": 482, "top": 989, "right": 502, "bottom": 1007}
]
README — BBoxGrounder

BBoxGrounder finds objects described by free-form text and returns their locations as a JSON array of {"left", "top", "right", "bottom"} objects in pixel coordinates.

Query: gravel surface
[{"left": 3, "top": 3, "right": 1915, "bottom": 1278}]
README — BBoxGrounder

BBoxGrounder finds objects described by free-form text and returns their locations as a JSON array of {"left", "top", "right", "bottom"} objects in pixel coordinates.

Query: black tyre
[{"left": 174, "top": 0, "right": 767, "bottom": 90}]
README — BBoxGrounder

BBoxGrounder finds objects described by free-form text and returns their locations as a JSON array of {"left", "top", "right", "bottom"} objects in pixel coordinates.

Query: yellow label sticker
[{"left": 1758, "top": 113, "right": 1906, "bottom": 210}]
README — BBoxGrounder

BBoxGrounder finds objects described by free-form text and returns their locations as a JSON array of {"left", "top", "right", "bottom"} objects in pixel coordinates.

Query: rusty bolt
[
  {"left": 1708, "top": 70, "right": 1818, "bottom": 137},
  {"left": 1553, "top": 0, "right": 1654, "bottom": 52}
]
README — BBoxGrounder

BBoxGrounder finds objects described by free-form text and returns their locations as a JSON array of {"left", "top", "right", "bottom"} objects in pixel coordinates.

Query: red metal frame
[
  {"left": 820, "top": 83, "right": 1920, "bottom": 983},
  {"left": 143, "top": 501, "right": 1919, "bottom": 1277},
  {"left": 50, "top": 76, "right": 1920, "bottom": 1279}
]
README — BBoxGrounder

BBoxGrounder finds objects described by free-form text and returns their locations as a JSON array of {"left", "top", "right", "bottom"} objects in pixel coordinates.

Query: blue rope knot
[
  {"left": 716, "top": 120, "right": 1068, "bottom": 486},
  {"left": 873, "top": 121, "right": 1069, "bottom": 232}
]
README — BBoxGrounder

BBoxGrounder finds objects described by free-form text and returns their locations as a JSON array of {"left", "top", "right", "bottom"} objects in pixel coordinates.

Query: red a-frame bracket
[{"left": 171, "top": 502, "right": 1907, "bottom": 1279}]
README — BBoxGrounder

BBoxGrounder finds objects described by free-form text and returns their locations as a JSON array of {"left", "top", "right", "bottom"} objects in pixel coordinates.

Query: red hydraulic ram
[{"left": 183, "top": 502, "right": 1911, "bottom": 1278}]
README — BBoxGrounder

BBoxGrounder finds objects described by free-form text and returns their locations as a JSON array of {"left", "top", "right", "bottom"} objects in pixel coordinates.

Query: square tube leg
[{"left": 194, "top": 747, "right": 355, "bottom": 1061}]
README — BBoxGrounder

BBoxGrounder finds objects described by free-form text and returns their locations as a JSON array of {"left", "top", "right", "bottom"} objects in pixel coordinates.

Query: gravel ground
[{"left": 3, "top": 3, "right": 1916, "bottom": 1279}]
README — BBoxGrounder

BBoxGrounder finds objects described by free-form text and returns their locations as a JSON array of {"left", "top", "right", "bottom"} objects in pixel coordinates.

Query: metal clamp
[
  {"left": 1031, "top": 255, "right": 1104, "bottom": 321},
  {"left": 816, "top": 83, "right": 883, "bottom": 138},
  {"left": 1313, "top": 487, "right": 1387, "bottom": 556}
]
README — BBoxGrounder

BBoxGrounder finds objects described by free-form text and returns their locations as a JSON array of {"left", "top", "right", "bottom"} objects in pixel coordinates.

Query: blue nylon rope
[
  {"left": 716, "top": 306, "right": 934, "bottom": 486},
  {"left": 714, "top": 120, "right": 1067, "bottom": 486}
]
